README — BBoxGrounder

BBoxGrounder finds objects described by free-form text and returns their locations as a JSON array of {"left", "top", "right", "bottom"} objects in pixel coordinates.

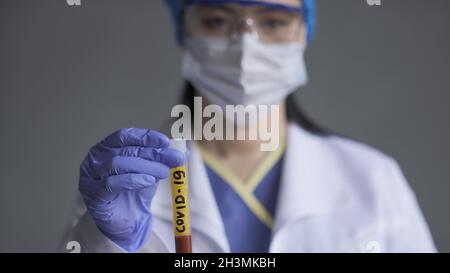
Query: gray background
[{"left": 0, "top": 0, "right": 449, "bottom": 252}]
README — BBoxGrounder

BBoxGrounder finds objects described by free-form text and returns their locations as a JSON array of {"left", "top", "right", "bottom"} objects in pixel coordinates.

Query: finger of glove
[
  {"left": 119, "top": 147, "right": 185, "bottom": 168},
  {"left": 104, "top": 173, "right": 158, "bottom": 195},
  {"left": 97, "top": 156, "right": 170, "bottom": 179},
  {"left": 101, "top": 128, "right": 170, "bottom": 148}
]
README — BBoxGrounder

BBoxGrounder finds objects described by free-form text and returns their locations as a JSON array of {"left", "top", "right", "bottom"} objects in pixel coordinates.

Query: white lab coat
[{"left": 63, "top": 123, "right": 436, "bottom": 253}]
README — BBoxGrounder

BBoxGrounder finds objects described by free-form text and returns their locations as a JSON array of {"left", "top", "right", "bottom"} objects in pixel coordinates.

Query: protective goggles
[{"left": 184, "top": 0, "right": 306, "bottom": 44}]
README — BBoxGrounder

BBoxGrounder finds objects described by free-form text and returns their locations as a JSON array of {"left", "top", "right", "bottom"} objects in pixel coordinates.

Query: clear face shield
[{"left": 183, "top": 0, "right": 306, "bottom": 44}]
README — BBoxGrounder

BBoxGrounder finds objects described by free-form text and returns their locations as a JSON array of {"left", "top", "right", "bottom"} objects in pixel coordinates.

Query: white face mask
[{"left": 181, "top": 33, "right": 308, "bottom": 107}]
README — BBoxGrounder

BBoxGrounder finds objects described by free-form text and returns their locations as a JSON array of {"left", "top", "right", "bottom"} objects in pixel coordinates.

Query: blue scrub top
[{"left": 198, "top": 144, "right": 285, "bottom": 253}]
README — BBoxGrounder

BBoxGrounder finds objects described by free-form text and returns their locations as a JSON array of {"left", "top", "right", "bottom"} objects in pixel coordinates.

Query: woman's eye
[
  {"left": 202, "top": 17, "right": 227, "bottom": 29},
  {"left": 261, "top": 19, "right": 289, "bottom": 29}
]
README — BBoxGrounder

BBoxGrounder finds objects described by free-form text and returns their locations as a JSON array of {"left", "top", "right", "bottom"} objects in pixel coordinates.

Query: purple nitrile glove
[{"left": 79, "top": 128, "right": 185, "bottom": 252}]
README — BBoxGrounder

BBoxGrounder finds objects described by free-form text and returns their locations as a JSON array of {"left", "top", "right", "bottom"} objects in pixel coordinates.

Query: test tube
[{"left": 169, "top": 139, "right": 192, "bottom": 253}]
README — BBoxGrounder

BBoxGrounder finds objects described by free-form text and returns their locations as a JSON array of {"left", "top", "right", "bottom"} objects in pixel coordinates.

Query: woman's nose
[{"left": 231, "top": 18, "right": 257, "bottom": 39}]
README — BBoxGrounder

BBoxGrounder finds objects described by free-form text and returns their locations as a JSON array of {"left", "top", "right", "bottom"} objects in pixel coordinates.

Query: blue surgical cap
[{"left": 164, "top": 0, "right": 316, "bottom": 44}]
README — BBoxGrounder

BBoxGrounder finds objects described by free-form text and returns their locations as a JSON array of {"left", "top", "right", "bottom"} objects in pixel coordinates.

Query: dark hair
[{"left": 181, "top": 81, "right": 331, "bottom": 137}]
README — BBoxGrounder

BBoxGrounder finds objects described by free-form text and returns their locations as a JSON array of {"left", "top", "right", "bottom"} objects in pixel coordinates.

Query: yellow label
[{"left": 170, "top": 166, "right": 191, "bottom": 236}]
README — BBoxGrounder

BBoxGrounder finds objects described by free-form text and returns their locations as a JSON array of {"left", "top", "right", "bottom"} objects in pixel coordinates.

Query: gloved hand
[{"left": 79, "top": 128, "right": 185, "bottom": 252}]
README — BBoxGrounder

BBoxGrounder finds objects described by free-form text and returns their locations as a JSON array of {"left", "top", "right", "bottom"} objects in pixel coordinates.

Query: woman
[{"left": 64, "top": 0, "right": 436, "bottom": 252}]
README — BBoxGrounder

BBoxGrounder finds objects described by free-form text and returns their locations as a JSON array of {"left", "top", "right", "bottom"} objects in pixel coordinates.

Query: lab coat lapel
[{"left": 270, "top": 123, "right": 348, "bottom": 252}]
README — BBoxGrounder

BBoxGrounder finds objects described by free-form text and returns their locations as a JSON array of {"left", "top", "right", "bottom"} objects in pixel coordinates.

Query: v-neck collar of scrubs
[{"left": 197, "top": 141, "right": 286, "bottom": 229}]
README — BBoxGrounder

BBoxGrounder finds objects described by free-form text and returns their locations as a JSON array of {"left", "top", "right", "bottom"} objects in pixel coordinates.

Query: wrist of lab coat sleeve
[
  {"left": 69, "top": 212, "right": 171, "bottom": 253},
  {"left": 73, "top": 213, "right": 127, "bottom": 253}
]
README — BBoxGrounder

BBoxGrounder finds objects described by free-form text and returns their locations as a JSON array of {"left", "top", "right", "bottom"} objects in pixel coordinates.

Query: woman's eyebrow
[
  {"left": 253, "top": 6, "right": 302, "bottom": 14},
  {"left": 196, "top": 5, "right": 237, "bottom": 13}
]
